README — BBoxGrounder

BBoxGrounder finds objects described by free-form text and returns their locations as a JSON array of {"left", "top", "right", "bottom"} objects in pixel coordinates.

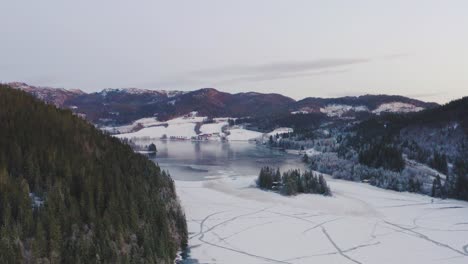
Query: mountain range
[
  {"left": 4, "top": 82, "right": 468, "bottom": 203},
  {"left": 8, "top": 82, "right": 439, "bottom": 126}
]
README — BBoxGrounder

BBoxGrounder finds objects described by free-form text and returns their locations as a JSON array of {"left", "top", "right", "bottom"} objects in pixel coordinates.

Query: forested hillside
[
  {"left": 0, "top": 84, "right": 187, "bottom": 263},
  {"left": 345, "top": 97, "right": 468, "bottom": 199}
]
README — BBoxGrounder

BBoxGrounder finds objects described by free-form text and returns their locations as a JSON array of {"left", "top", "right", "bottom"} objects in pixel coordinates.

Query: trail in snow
[
  {"left": 282, "top": 241, "right": 381, "bottom": 262},
  {"left": 177, "top": 174, "right": 468, "bottom": 263},
  {"left": 321, "top": 227, "right": 363, "bottom": 264},
  {"left": 194, "top": 208, "right": 293, "bottom": 264},
  {"left": 384, "top": 220, "right": 468, "bottom": 257},
  {"left": 302, "top": 217, "right": 343, "bottom": 234}
]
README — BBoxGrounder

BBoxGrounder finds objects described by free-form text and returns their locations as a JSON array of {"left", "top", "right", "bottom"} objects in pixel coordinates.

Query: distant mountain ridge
[
  {"left": 9, "top": 82, "right": 85, "bottom": 107},
  {"left": 8, "top": 82, "right": 439, "bottom": 125}
]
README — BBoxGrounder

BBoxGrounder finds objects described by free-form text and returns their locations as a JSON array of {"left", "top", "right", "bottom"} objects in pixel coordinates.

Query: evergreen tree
[
  {"left": 454, "top": 158, "right": 468, "bottom": 200},
  {"left": 358, "top": 142, "right": 405, "bottom": 172},
  {"left": 0, "top": 85, "right": 187, "bottom": 263},
  {"left": 430, "top": 152, "right": 448, "bottom": 175},
  {"left": 432, "top": 175, "right": 443, "bottom": 198},
  {"left": 148, "top": 143, "right": 157, "bottom": 153}
]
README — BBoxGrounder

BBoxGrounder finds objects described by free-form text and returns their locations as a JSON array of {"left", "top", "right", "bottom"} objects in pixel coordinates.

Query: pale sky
[{"left": 1, "top": 0, "right": 467, "bottom": 103}]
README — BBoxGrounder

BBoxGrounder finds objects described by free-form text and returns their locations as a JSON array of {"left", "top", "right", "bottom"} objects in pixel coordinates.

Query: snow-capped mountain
[
  {"left": 294, "top": 94, "right": 437, "bottom": 118},
  {"left": 63, "top": 87, "right": 295, "bottom": 125},
  {"left": 100, "top": 87, "right": 185, "bottom": 97},
  {"left": 8, "top": 82, "right": 438, "bottom": 125}
]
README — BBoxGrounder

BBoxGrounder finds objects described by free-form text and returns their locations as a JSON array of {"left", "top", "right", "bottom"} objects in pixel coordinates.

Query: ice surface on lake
[
  {"left": 177, "top": 176, "right": 468, "bottom": 264},
  {"left": 158, "top": 141, "right": 468, "bottom": 264}
]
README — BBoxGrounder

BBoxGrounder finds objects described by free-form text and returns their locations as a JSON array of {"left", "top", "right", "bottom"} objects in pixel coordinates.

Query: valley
[
  {"left": 3, "top": 3, "right": 467, "bottom": 263},
  {"left": 3, "top": 83, "right": 467, "bottom": 263}
]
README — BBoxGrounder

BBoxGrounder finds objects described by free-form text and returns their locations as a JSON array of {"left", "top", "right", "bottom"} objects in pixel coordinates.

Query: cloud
[
  {"left": 141, "top": 58, "right": 368, "bottom": 88},
  {"left": 142, "top": 55, "right": 405, "bottom": 89},
  {"left": 192, "top": 58, "right": 369, "bottom": 77},
  {"left": 212, "top": 69, "right": 350, "bottom": 86}
]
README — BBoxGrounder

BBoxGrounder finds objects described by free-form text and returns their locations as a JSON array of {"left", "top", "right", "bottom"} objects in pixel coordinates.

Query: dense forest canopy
[{"left": 0, "top": 85, "right": 187, "bottom": 263}]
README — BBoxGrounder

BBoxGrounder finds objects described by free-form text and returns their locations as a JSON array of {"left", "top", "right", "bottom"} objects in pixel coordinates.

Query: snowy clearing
[
  {"left": 372, "top": 102, "right": 424, "bottom": 115},
  {"left": 177, "top": 175, "right": 468, "bottom": 264},
  {"left": 267, "top": 127, "right": 294, "bottom": 137},
  {"left": 115, "top": 123, "right": 197, "bottom": 140},
  {"left": 114, "top": 116, "right": 206, "bottom": 140},
  {"left": 227, "top": 128, "right": 263, "bottom": 141},
  {"left": 113, "top": 115, "right": 275, "bottom": 141},
  {"left": 320, "top": 104, "right": 369, "bottom": 117},
  {"left": 200, "top": 122, "right": 228, "bottom": 135}
]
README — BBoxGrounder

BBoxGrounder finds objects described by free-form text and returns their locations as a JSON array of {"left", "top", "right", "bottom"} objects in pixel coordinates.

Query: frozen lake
[
  {"left": 150, "top": 140, "right": 307, "bottom": 181},
  {"left": 144, "top": 141, "right": 468, "bottom": 264}
]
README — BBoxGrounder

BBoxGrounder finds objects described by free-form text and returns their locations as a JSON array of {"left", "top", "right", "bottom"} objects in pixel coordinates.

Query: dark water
[{"left": 138, "top": 140, "right": 306, "bottom": 181}]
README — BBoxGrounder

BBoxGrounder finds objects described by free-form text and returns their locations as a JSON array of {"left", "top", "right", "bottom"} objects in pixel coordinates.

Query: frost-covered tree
[{"left": 257, "top": 167, "right": 331, "bottom": 196}]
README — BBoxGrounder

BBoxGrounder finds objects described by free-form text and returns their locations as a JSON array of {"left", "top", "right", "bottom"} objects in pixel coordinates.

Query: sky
[{"left": 1, "top": 0, "right": 467, "bottom": 103}]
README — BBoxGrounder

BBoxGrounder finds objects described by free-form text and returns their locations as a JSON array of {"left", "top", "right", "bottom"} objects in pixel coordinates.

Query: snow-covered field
[
  {"left": 320, "top": 104, "right": 369, "bottom": 117},
  {"left": 372, "top": 102, "right": 424, "bottom": 115},
  {"left": 200, "top": 122, "right": 228, "bottom": 135},
  {"left": 177, "top": 175, "right": 468, "bottom": 263},
  {"left": 115, "top": 122, "right": 197, "bottom": 139},
  {"left": 314, "top": 102, "right": 425, "bottom": 118},
  {"left": 227, "top": 128, "right": 263, "bottom": 141},
  {"left": 112, "top": 115, "right": 280, "bottom": 141},
  {"left": 102, "top": 117, "right": 164, "bottom": 134},
  {"left": 114, "top": 116, "right": 211, "bottom": 140},
  {"left": 267, "top": 127, "right": 294, "bottom": 137}
]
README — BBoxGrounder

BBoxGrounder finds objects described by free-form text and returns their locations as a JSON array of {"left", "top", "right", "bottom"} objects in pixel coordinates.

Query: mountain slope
[
  {"left": 349, "top": 97, "right": 468, "bottom": 199},
  {"left": 8, "top": 82, "right": 85, "bottom": 107},
  {"left": 65, "top": 87, "right": 295, "bottom": 124},
  {"left": 0, "top": 84, "right": 187, "bottom": 263},
  {"left": 354, "top": 97, "right": 467, "bottom": 147},
  {"left": 11, "top": 82, "right": 438, "bottom": 125},
  {"left": 295, "top": 94, "right": 438, "bottom": 115}
]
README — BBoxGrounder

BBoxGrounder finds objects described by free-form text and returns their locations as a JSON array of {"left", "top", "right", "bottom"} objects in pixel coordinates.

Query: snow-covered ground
[
  {"left": 115, "top": 123, "right": 197, "bottom": 140},
  {"left": 291, "top": 110, "right": 309, "bottom": 115},
  {"left": 267, "top": 127, "right": 294, "bottom": 137},
  {"left": 312, "top": 102, "right": 425, "bottom": 118},
  {"left": 320, "top": 104, "right": 369, "bottom": 117},
  {"left": 227, "top": 128, "right": 263, "bottom": 141},
  {"left": 405, "top": 156, "right": 448, "bottom": 180},
  {"left": 200, "top": 122, "right": 228, "bottom": 135},
  {"left": 102, "top": 117, "right": 163, "bottom": 134},
  {"left": 305, "top": 148, "right": 321, "bottom": 157},
  {"left": 285, "top": 148, "right": 321, "bottom": 157},
  {"left": 177, "top": 175, "right": 468, "bottom": 263},
  {"left": 114, "top": 116, "right": 207, "bottom": 140},
  {"left": 114, "top": 116, "right": 283, "bottom": 141},
  {"left": 372, "top": 102, "right": 424, "bottom": 115}
]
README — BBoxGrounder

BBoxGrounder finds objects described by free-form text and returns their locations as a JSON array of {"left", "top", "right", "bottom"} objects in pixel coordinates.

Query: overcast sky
[{"left": 1, "top": 0, "right": 467, "bottom": 103}]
